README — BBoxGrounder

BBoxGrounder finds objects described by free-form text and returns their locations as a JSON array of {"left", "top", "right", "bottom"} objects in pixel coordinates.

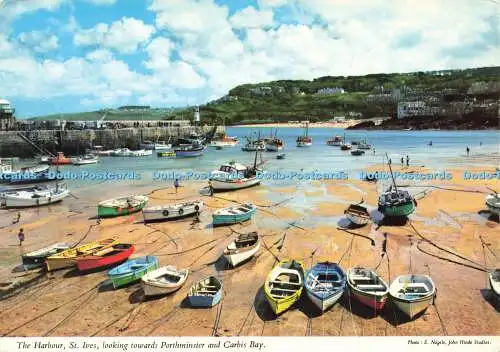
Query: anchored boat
[
  {"left": 389, "top": 274, "right": 436, "bottom": 319},
  {"left": 305, "top": 262, "right": 346, "bottom": 312},
  {"left": 489, "top": 269, "right": 500, "bottom": 302},
  {"left": 264, "top": 260, "right": 304, "bottom": 315},
  {"left": 209, "top": 157, "right": 262, "bottom": 192},
  {"left": 265, "top": 129, "right": 284, "bottom": 152},
  {"left": 208, "top": 133, "right": 239, "bottom": 148},
  {"left": 296, "top": 122, "right": 312, "bottom": 147},
  {"left": 212, "top": 203, "right": 256, "bottom": 226},
  {"left": 72, "top": 155, "right": 99, "bottom": 165},
  {"left": 22, "top": 243, "right": 71, "bottom": 270},
  {"left": 174, "top": 143, "right": 205, "bottom": 158},
  {"left": 3, "top": 185, "right": 69, "bottom": 208},
  {"left": 350, "top": 149, "right": 365, "bottom": 156},
  {"left": 50, "top": 152, "right": 72, "bottom": 165},
  {"left": 157, "top": 151, "right": 176, "bottom": 158},
  {"left": 98, "top": 195, "right": 148, "bottom": 218},
  {"left": 223, "top": 232, "right": 260, "bottom": 267},
  {"left": 76, "top": 243, "right": 135, "bottom": 272},
  {"left": 486, "top": 193, "right": 500, "bottom": 216},
  {"left": 108, "top": 256, "right": 159, "bottom": 289},
  {"left": 344, "top": 203, "right": 371, "bottom": 226},
  {"left": 187, "top": 276, "right": 223, "bottom": 307},
  {"left": 143, "top": 200, "right": 203, "bottom": 222},
  {"left": 241, "top": 139, "right": 265, "bottom": 152},
  {"left": 326, "top": 135, "right": 343, "bottom": 146},
  {"left": 347, "top": 267, "right": 389, "bottom": 312},
  {"left": 142, "top": 266, "right": 189, "bottom": 296}
]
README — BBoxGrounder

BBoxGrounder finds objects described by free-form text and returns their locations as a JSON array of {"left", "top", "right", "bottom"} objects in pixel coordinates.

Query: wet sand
[{"left": 0, "top": 164, "right": 498, "bottom": 337}]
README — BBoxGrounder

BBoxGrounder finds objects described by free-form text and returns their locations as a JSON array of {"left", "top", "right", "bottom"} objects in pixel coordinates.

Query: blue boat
[
  {"left": 107, "top": 256, "right": 159, "bottom": 289},
  {"left": 305, "top": 262, "right": 346, "bottom": 312},
  {"left": 212, "top": 203, "right": 256, "bottom": 226},
  {"left": 187, "top": 276, "right": 223, "bottom": 307},
  {"left": 174, "top": 144, "right": 205, "bottom": 158}
]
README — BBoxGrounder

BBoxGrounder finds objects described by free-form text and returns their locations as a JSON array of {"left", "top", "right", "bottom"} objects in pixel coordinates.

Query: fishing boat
[
  {"left": 489, "top": 269, "right": 500, "bottom": 302},
  {"left": 212, "top": 203, "right": 256, "bottom": 226},
  {"left": 264, "top": 260, "right": 304, "bottom": 315},
  {"left": 344, "top": 203, "right": 371, "bottom": 226},
  {"left": 139, "top": 140, "right": 155, "bottom": 150},
  {"left": 157, "top": 151, "right": 176, "bottom": 158},
  {"left": 143, "top": 200, "right": 203, "bottom": 222},
  {"left": 276, "top": 153, "right": 286, "bottom": 160},
  {"left": 187, "top": 276, "right": 223, "bottom": 307},
  {"left": 241, "top": 139, "right": 265, "bottom": 152},
  {"left": 22, "top": 243, "right": 71, "bottom": 270},
  {"left": 209, "top": 157, "right": 262, "bottom": 192},
  {"left": 296, "top": 122, "right": 312, "bottom": 147},
  {"left": 98, "top": 195, "right": 149, "bottom": 218},
  {"left": 357, "top": 140, "right": 372, "bottom": 150},
  {"left": 326, "top": 136, "right": 343, "bottom": 146},
  {"left": 110, "top": 148, "right": 130, "bottom": 157},
  {"left": 142, "top": 266, "right": 189, "bottom": 296},
  {"left": 46, "top": 238, "right": 117, "bottom": 271},
  {"left": 340, "top": 143, "right": 352, "bottom": 151},
  {"left": 4, "top": 165, "right": 52, "bottom": 185},
  {"left": 154, "top": 141, "right": 172, "bottom": 150},
  {"left": 108, "top": 256, "right": 159, "bottom": 289},
  {"left": 76, "top": 243, "right": 135, "bottom": 272},
  {"left": 265, "top": 138, "right": 284, "bottom": 152},
  {"left": 72, "top": 155, "right": 99, "bottom": 165},
  {"left": 50, "top": 152, "right": 72, "bottom": 165},
  {"left": 388, "top": 275, "right": 436, "bottom": 319},
  {"left": 128, "top": 149, "right": 153, "bottom": 157},
  {"left": 485, "top": 193, "right": 500, "bottom": 216},
  {"left": 350, "top": 149, "right": 365, "bottom": 156},
  {"left": 208, "top": 133, "right": 239, "bottom": 148},
  {"left": 305, "top": 262, "right": 346, "bottom": 312},
  {"left": 3, "top": 185, "right": 69, "bottom": 208},
  {"left": 223, "top": 232, "right": 260, "bottom": 267},
  {"left": 174, "top": 144, "right": 205, "bottom": 158},
  {"left": 346, "top": 267, "right": 389, "bottom": 312}
]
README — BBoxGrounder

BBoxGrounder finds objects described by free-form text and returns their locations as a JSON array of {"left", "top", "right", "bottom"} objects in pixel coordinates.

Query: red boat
[
  {"left": 50, "top": 152, "right": 72, "bottom": 165},
  {"left": 346, "top": 267, "right": 389, "bottom": 312},
  {"left": 76, "top": 243, "right": 135, "bottom": 272}
]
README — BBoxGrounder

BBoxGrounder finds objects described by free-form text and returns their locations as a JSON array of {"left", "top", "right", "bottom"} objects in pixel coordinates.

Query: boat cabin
[{"left": 379, "top": 190, "right": 413, "bottom": 206}]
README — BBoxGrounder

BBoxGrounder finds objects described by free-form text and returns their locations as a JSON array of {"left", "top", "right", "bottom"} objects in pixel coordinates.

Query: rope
[
  {"left": 416, "top": 242, "right": 487, "bottom": 272},
  {"left": 70, "top": 222, "right": 100, "bottom": 248}
]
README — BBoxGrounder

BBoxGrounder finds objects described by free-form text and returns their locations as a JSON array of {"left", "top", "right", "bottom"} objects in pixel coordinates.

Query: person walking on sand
[
  {"left": 174, "top": 178, "right": 180, "bottom": 193},
  {"left": 406, "top": 155, "right": 410, "bottom": 167},
  {"left": 400, "top": 157, "right": 404, "bottom": 167},
  {"left": 18, "top": 228, "right": 25, "bottom": 246},
  {"left": 208, "top": 180, "right": 214, "bottom": 197},
  {"left": 466, "top": 146, "right": 470, "bottom": 156}
]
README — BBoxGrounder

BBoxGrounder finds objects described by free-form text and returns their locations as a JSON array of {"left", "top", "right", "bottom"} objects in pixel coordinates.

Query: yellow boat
[
  {"left": 264, "top": 259, "right": 304, "bottom": 315},
  {"left": 46, "top": 238, "right": 117, "bottom": 271}
]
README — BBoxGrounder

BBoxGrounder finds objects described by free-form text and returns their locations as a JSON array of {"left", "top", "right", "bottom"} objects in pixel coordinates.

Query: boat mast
[{"left": 385, "top": 153, "right": 398, "bottom": 192}]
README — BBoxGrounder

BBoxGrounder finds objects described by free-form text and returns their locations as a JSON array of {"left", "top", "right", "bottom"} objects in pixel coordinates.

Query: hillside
[{"left": 29, "top": 108, "right": 181, "bottom": 121}]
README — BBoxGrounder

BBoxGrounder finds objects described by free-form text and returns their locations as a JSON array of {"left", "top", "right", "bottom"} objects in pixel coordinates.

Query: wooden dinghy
[
  {"left": 389, "top": 275, "right": 436, "bottom": 319},
  {"left": 344, "top": 204, "right": 371, "bottom": 226},
  {"left": 489, "top": 269, "right": 500, "bottom": 302},
  {"left": 142, "top": 266, "right": 189, "bottom": 296},
  {"left": 46, "top": 238, "right": 117, "bottom": 271},
  {"left": 108, "top": 256, "right": 159, "bottom": 289},
  {"left": 143, "top": 200, "right": 203, "bottom": 222},
  {"left": 76, "top": 243, "right": 135, "bottom": 272},
  {"left": 212, "top": 203, "right": 256, "bottom": 226},
  {"left": 264, "top": 260, "right": 304, "bottom": 315},
  {"left": 305, "top": 262, "right": 346, "bottom": 312},
  {"left": 223, "top": 232, "right": 260, "bottom": 267},
  {"left": 187, "top": 276, "right": 223, "bottom": 307},
  {"left": 22, "top": 243, "right": 71, "bottom": 270},
  {"left": 98, "top": 195, "right": 148, "bottom": 218},
  {"left": 347, "top": 267, "right": 389, "bottom": 312}
]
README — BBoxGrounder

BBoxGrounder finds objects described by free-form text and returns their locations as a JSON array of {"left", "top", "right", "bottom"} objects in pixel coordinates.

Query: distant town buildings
[
  {"left": 315, "top": 87, "right": 345, "bottom": 95},
  {"left": 397, "top": 101, "right": 439, "bottom": 119}
]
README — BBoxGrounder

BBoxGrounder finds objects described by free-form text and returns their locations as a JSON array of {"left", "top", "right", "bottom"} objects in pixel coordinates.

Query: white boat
[
  {"left": 357, "top": 141, "right": 372, "bottom": 150},
  {"left": 223, "top": 232, "right": 260, "bottom": 267},
  {"left": 139, "top": 141, "right": 155, "bottom": 150},
  {"left": 72, "top": 155, "right": 99, "bottom": 165},
  {"left": 22, "top": 243, "right": 71, "bottom": 270},
  {"left": 296, "top": 123, "right": 312, "bottom": 147},
  {"left": 326, "top": 136, "right": 343, "bottom": 146},
  {"left": 38, "top": 156, "right": 51, "bottom": 164},
  {"left": 389, "top": 275, "right": 436, "bottom": 319},
  {"left": 305, "top": 262, "right": 346, "bottom": 312},
  {"left": 241, "top": 140, "right": 265, "bottom": 152},
  {"left": 143, "top": 200, "right": 203, "bottom": 222},
  {"left": 111, "top": 148, "right": 131, "bottom": 157},
  {"left": 141, "top": 265, "right": 189, "bottom": 296},
  {"left": 128, "top": 149, "right": 153, "bottom": 157},
  {"left": 208, "top": 135, "right": 239, "bottom": 148},
  {"left": 210, "top": 161, "right": 261, "bottom": 191},
  {"left": 489, "top": 269, "right": 500, "bottom": 302},
  {"left": 154, "top": 141, "right": 172, "bottom": 150},
  {"left": 486, "top": 193, "right": 500, "bottom": 216},
  {"left": 265, "top": 139, "right": 284, "bottom": 152},
  {"left": 344, "top": 204, "right": 371, "bottom": 226},
  {"left": 3, "top": 185, "right": 69, "bottom": 208}
]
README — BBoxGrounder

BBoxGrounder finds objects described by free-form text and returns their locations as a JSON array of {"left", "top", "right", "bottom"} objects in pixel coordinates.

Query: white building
[
  {"left": 315, "top": 87, "right": 345, "bottom": 95},
  {"left": 397, "top": 101, "right": 439, "bottom": 119}
]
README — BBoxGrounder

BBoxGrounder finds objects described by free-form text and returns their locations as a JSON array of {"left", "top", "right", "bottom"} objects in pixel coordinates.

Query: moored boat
[
  {"left": 142, "top": 266, "right": 189, "bottom": 296},
  {"left": 22, "top": 243, "right": 71, "bottom": 270},
  {"left": 154, "top": 141, "right": 172, "bottom": 150},
  {"left": 3, "top": 185, "right": 69, "bottom": 208},
  {"left": 340, "top": 143, "right": 352, "bottom": 150},
  {"left": 108, "top": 256, "right": 159, "bottom": 289},
  {"left": 174, "top": 144, "right": 205, "bottom": 158},
  {"left": 241, "top": 139, "right": 265, "bottom": 152},
  {"left": 264, "top": 259, "right": 304, "bottom": 315},
  {"left": 489, "top": 269, "right": 500, "bottom": 302},
  {"left": 357, "top": 140, "right": 372, "bottom": 150},
  {"left": 76, "top": 243, "right": 135, "bottom": 272},
  {"left": 4, "top": 165, "right": 52, "bottom": 185},
  {"left": 276, "top": 153, "right": 286, "bottom": 160},
  {"left": 388, "top": 274, "right": 436, "bottom": 319},
  {"left": 46, "top": 238, "right": 117, "bottom": 271},
  {"left": 157, "top": 151, "right": 176, "bottom": 158},
  {"left": 72, "top": 155, "right": 99, "bottom": 165},
  {"left": 265, "top": 138, "right": 284, "bottom": 152},
  {"left": 50, "top": 152, "right": 72, "bottom": 165},
  {"left": 187, "top": 276, "right": 223, "bottom": 307},
  {"left": 350, "top": 149, "right": 365, "bottom": 156},
  {"left": 326, "top": 136, "right": 343, "bottom": 146},
  {"left": 143, "top": 200, "right": 203, "bottom": 222},
  {"left": 347, "top": 267, "right": 388, "bottom": 312},
  {"left": 305, "top": 262, "right": 346, "bottom": 312},
  {"left": 344, "top": 203, "right": 371, "bottom": 226},
  {"left": 98, "top": 195, "right": 148, "bottom": 218},
  {"left": 212, "top": 203, "right": 256, "bottom": 226},
  {"left": 209, "top": 161, "right": 261, "bottom": 192},
  {"left": 485, "top": 193, "right": 500, "bottom": 216},
  {"left": 128, "top": 149, "right": 153, "bottom": 157},
  {"left": 208, "top": 133, "right": 238, "bottom": 148},
  {"left": 223, "top": 232, "right": 260, "bottom": 267},
  {"left": 296, "top": 122, "right": 312, "bottom": 147}
]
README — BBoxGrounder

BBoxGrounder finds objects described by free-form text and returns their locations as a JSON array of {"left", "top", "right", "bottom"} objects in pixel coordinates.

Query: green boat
[
  {"left": 107, "top": 256, "right": 159, "bottom": 289},
  {"left": 97, "top": 195, "right": 148, "bottom": 218}
]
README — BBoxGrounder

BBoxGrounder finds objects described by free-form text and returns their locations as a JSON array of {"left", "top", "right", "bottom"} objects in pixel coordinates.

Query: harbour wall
[{"left": 0, "top": 125, "right": 223, "bottom": 158}]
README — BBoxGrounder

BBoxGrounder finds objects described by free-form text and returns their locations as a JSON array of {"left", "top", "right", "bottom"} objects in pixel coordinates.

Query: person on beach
[
  {"left": 401, "top": 157, "right": 404, "bottom": 167},
  {"left": 388, "top": 158, "right": 392, "bottom": 166},
  {"left": 18, "top": 228, "right": 25, "bottom": 246},
  {"left": 174, "top": 178, "right": 180, "bottom": 193},
  {"left": 466, "top": 146, "right": 470, "bottom": 156},
  {"left": 208, "top": 180, "right": 214, "bottom": 196},
  {"left": 406, "top": 155, "right": 410, "bottom": 167}
]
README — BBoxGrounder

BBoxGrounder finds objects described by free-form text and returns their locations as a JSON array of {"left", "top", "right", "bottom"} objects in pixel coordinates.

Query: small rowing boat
[
  {"left": 108, "top": 256, "right": 159, "bottom": 289},
  {"left": 223, "top": 232, "right": 260, "bottom": 267},
  {"left": 46, "top": 238, "right": 117, "bottom": 271},
  {"left": 3, "top": 185, "right": 69, "bottom": 208},
  {"left": 305, "top": 262, "right": 346, "bottom": 312},
  {"left": 143, "top": 200, "right": 203, "bottom": 222},
  {"left": 344, "top": 203, "right": 371, "bottom": 226},
  {"left": 264, "top": 260, "right": 304, "bottom": 315},
  {"left": 98, "top": 195, "right": 148, "bottom": 218},
  {"left": 389, "top": 275, "right": 436, "bottom": 319},
  {"left": 22, "top": 243, "right": 71, "bottom": 270},
  {"left": 142, "top": 266, "right": 189, "bottom": 296},
  {"left": 76, "top": 243, "right": 135, "bottom": 272},
  {"left": 187, "top": 276, "right": 223, "bottom": 307},
  {"left": 350, "top": 149, "right": 365, "bottom": 156},
  {"left": 276, "top": 153, "right": 286, "bottom": 160},
  {"left": 347, "top": 267, "right": 389, "bottom": 312},
  {"left": 212, "top": 203, "right": 256, "bottom": 226},
  {"left": 209, "top": 161, "right": 261, "bottom": 192},
  {"left": 174, "top": 144, "right": 205, "bottom": 158},
  {"left": 72, "top": 155, "right": 99, "bottom": 165},
  {"left": 489, "top": 269, "right": 500, "bottom": 302}
]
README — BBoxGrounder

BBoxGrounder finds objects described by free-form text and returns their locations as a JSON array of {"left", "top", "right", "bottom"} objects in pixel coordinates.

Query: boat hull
[
  {"left": 4, "top": 190, "right": 69, "bottom": 208},
  {"left": 210, "top": 178, "right": 260, "bottom": 191},
  {"left": 265, "top": 144, "right": 284, "bottom": 152},
  {"left": 143, "top": 282, "right": 182, "bottom": 296},
  {"left": 22, "top": 245, "right": 70, "bottom": 270},
  {"left": 143, "top": 202, "right": 202, "bottom": 222},
  {"left": 108, "top": 258, "right": 159, "bottom": 289},
  {"left": 348, "top": 288, "right": 387, "bottom": 311},
  {"left": 486, "top": 195, "right": 500, "bottom": 215},
  {"left": 76, "top": 245, "right": 135, "bottom": 272},
  {"left": 379, "top": 201, "right": 416, "bottom": 218},
  {"left": 306, "top": 289, "right": 343, "bottom": 312},
  {"left": 212, "top": 208, "right": 256, "bottom": 226},
  {"left": 98, "top": 201, "right": 147, "bottom": 218},
  {"left": 391, "top": 295, "right": 434, "bottom": 319},
  {"left": 224, "top": 241, "right": 260, "bottom": 267},
  {"left": 188, "top": 290, "right": 222, "bottom": 307}
]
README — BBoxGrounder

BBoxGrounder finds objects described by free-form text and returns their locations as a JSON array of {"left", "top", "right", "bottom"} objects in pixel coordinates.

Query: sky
[{"left": 0, "top": 0, "right": 498, "bottom": 117}]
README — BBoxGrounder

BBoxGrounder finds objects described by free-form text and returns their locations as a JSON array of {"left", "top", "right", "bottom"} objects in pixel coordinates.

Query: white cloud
[
  {"left": 85, "top": 49, "right": 114, "bottom": 62},
  {"left": 74, "top": 17, "right": 155, "bottom": 53},
  {"left": 85, "top": 0, "right": 117, "bottom": 5},
  {"left": 18, "top": 31, "right": 59, "bottom": 53},
  {"left": 230, "top": 6, "right": 274, "bottom": 29},
  {"left": 257, "top": 0, "right": 288, "bottom": 8}
]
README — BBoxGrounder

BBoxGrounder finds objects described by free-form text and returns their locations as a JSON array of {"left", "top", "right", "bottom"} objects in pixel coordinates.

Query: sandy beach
[{"left": 0, "top": 162, "right": 498, "bottom": 337}]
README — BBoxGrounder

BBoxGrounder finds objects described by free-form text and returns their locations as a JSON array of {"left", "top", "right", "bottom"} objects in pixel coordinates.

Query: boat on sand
[
  {"left": 142, "top": 266, "right": 189, "bottom": 296},
  {"left": 388, "top": 274, "right": 436, "bottom": 319},
  {"left": 98, "top": 195, "right": 148, "bottom": 218},
  {"left": 223, "top": 232, "right": 260, "bottom": 267},
  {"left": 347, "top": 267, "right": 388, "bottom": 312},
  {"left": 187, "top": 276, "right": 223, "bottom": 307},
  {"left": 264, "top": 260, "right": 304, "bottom": 315},
  {"left": 305, "top": 262, "right": 346, "bottom": 312},
  {"left": 76, "top": 243, "right": 135, "bottom": 272}
]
